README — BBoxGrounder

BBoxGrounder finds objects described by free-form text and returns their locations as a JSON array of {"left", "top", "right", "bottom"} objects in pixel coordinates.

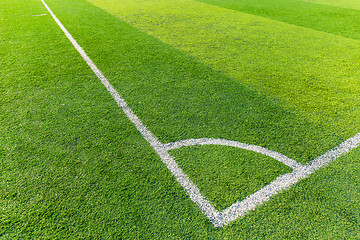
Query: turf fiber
[{"left": 1, "top": 0, "right": 359, "bottom": 238}]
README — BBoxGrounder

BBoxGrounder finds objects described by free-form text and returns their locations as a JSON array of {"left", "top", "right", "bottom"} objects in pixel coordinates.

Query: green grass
[
  {"left": 1, "top": 0, "right": 359, "bottom": 238},
  {"left": 197, "top": 0, "right": 360, "bottom": 39},
  {"left": 88, "top": 0, "right": 360, "bottom": 138},
  {"left": 303, "top": 0, "right": 360, "bottom": 10}
]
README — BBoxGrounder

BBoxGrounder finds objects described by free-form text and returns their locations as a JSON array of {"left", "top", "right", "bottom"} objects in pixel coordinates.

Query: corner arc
[{"left": 163, "top": 138, "right": 303, "bottom": 170}]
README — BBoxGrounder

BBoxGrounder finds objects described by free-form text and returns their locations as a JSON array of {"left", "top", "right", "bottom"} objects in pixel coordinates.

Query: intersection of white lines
[{"left": 42, "top": 0, "right": 360, "bottom": 227}]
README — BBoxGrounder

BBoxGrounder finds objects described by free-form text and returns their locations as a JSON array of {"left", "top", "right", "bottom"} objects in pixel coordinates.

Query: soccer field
[{"left": 1, "top": 0, "right": 360, "bottom": 238}]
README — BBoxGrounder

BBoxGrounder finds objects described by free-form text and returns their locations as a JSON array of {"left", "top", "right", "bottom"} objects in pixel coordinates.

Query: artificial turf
[
  {"left": 89, "top": 0, "right": 360, "bottom": 139},
  {"left": 197, "top": 0, "right": 360, "bottom": 40},
  {"left": 1, "top": 0, "right": 359, "bottom": 238},
  {"left": 304, "top": 0, "right": 360, "bottom": 10}
]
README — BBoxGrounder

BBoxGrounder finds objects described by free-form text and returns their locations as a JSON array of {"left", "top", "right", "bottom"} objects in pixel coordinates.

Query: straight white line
[
  {"left": 40, "top": 0, "right": 219, "bottom": 224},
  {"left": 307, "top": 133, "right": 360, "bottom": 172}
]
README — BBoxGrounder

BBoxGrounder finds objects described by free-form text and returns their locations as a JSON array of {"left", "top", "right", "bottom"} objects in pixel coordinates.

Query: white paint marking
[
  {"left": 41, "top": 0, "right": 360, "bottom": 228},
  {"left": 32, "top": 13, "right": 47, "bottom": 17},
  {"left": 164, "top": 138, "right": 303, "bottom": 169}
]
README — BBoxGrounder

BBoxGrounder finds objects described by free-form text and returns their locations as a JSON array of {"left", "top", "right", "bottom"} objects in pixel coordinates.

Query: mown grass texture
[
  {"left": 1, "top": 0, "right": 359, "bottom": 238},
  {"left": 89, "top": 0, "right": 360, "bottom": 138},
  {"left": 198, "top": 0, "right": 360, "bottom": 39},
  {"left": 303, "top": 0, "right": 360, "bottom": 10}
]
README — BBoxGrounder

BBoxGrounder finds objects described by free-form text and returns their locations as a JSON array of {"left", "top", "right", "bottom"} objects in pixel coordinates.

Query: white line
[
  {"left": 164, "top": 138, "right": 303, "bottom": 169},
  {"left": 307, "top": 133, "right": 360, "bottom": 172},
  {"left": 32, "top": 14, "right": 47, "bottom": 16},
  {"left": 40, "top": 0, "right": 220, "bottom": 224}
]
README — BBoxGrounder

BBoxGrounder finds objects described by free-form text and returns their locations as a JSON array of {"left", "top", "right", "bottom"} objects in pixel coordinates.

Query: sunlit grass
[
  {"left": 88, "top": 0, "right": 360, "bottom": 138},
  {"left": 303, "top": 0, "right": 360, "bottom": 10},
  {"left": 198, "top": 0, "right": 360, "bottom": 39}
]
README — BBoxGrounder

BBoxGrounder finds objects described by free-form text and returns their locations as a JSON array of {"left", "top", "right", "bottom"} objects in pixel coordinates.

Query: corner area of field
[{"left": 1, "top": 0, "right": 359, "bottom": 239}]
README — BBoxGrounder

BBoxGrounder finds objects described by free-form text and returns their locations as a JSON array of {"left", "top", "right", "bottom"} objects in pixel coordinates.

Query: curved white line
[{"left": 164, "top": 138, "right": 303, "bottom": 170}]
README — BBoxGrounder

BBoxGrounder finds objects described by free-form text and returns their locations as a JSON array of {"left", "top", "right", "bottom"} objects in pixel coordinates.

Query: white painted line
[
  {"left": 41, "top": 0, "right": 360, "bottom": 228},
  {"left": 307, "top": 133, "right": 360, "bottom": 172},
  {"left": 40, "top": 0, "right": 220, "bottom": 225},
  {"left": 164, "top": 138, "right": 303, "bottom": 170},
  {"left": 32, "top": 14, "right": 47, "bottom": 17}
]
